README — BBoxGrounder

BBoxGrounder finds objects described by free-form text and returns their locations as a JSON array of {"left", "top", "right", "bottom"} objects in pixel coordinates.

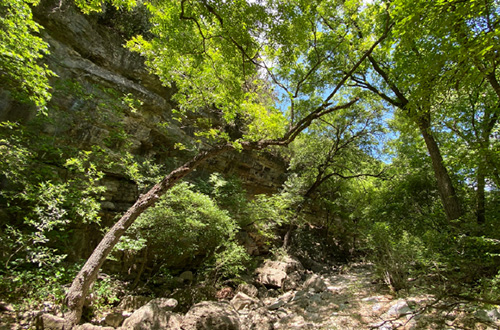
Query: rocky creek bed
[{"left": 2, "top": 258, "right": 500, "bottom": 329}]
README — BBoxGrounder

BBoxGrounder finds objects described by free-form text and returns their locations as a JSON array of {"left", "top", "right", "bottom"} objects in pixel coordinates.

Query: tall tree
[
  {"left": 385, "top": 0, "right": 500, "bottom": 223},
  {"left": 347, "top": 0, "right": 470, "bottom": 221}
]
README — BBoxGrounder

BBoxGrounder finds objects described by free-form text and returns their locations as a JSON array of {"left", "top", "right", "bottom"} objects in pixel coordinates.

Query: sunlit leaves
[
  {"left": 243, "top": 101, "right": 286, "bottom": 140},
  {"left": 76, "top": 0, "right": 137, "bottom": 13},
  {"left": 0, "top": 0, "right": 55, "bottom": 113}
]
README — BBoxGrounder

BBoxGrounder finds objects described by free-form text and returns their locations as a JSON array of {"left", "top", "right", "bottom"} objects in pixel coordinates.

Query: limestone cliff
[
  {"left": 0, "top": 0, "right": 288, "bottom": 264},
  {"left": 1, "top": 0, "right": 287, "bottom": 205}
]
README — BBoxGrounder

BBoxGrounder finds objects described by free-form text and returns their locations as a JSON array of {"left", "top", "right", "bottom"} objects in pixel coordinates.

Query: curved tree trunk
[
  {"left": 64, "top": 98, "right": 362, "bottom": 327},
  {"left": 64, "top": 145, "right": 233, "bottom": 326},
  {"left": 418, "top": 118, "right": 463, "bottom": 221},
  {"left": 62, "top": 22, "right": 382, "bottom": 323}
]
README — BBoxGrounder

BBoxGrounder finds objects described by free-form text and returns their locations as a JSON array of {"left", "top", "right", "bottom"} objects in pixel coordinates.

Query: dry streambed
[{"left": 3, "top": 261, "right": 500, "bottom": 329}]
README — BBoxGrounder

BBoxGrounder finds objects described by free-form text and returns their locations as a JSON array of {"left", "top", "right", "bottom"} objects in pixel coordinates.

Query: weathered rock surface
[
  {"left": 384, "top": 298, "right": 412, "bottom": 318},
  {"left": 17, "top": 263, "right": 495, "bottom": 330},
  {"left": 236, "top": 284, "right": 259, "bottom": 298},
  {"left": 15, "top": 0, "right": 288, "bottom": 199},
  {"left": 255, "top": 257, "right": 304, "bottom": 289},
  {"left": 178, "top": 271, "right": 194, "bottom": 283},
  {"left": 255, "top": 266, "right": 287, "bottom": 288},
  {"left": 230, "top": 292, "right": 261, "bottom": 311},
  {"left": 106, "top": 313, "right": 126, "bottom": 328},
  {"left": 119, "top": 298, "right": 180, "bottom": 330},
  {"left": 181, "top": 301, "right": 241, "bottom": 330},
  {"left": 117, "top": 296, "right": 152, "bottom": 313},
  {"left": 302, "top": 274, "right": 328, "bottom": 292},
  {"left": 38, "top": 314, "right": 66, "bottom": 330},
  {"left": 75, "top": 324, "right": 115, "bottom": 330},
  {"left": 242, "top": 307, "right": 276, "bottom": 330}
]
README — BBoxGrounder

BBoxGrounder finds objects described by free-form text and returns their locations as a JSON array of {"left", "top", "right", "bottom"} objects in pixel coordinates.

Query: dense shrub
[{"left": 123, "top": 182, "right": 249, "bottom": 280}]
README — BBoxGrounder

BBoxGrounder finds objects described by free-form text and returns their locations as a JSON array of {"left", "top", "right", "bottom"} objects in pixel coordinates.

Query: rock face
[{"left": 16, "top": 0, "right": 287, "bottom": 198}]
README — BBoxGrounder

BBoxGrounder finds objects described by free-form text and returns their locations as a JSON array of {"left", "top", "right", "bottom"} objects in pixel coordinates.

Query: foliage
[
  {"left": 122, "top": 152, "right": 165, "bottom": 193},
  {"left": 0, "top": 0, "right": 55, "bottom": 112},
  {"left": 365, "top": 222, "right": 427, "bottom": 292},
  {"left": 85, "top": 273, "right": 124, "bottom": 320},
  {"left": 0, "top": 262, "right": 81, "bottom": 313},
  {"left": 127, "top": 182, "right": 246, "bottom": 276},
  {"left": 201, "top": 173, "right": 249, "bottom": 224},
  {"left": 123, "top": 0, "right": 283, "bottom": 146},
  {"left": 247, "top": 192, "right": 300, "bottom": 241},
  {"left": 360, "top": 130, "right": 500, "bottom": 295},
  {"left": 0, "top": 123, "right": 105, "bottom": 268},
  {"left": 202, "top": 240, "right": 250, "bottom": 283},
  {"left": 2, "top": 0, "right": 500, "bottom": 319},
  {"left": 0, "top": 121, "right": 108, "bottom": 314}
]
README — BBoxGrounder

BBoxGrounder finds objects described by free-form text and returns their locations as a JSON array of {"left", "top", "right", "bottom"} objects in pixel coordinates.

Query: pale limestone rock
[
  {"left": 230, "top": 292, "right": 261, "bottom": 311},
  {"left": 120, "top": 298, "right": 180, "bottom": 330},
  {"left": 181, "top": 301, "right": 241, "bottom": 330}
]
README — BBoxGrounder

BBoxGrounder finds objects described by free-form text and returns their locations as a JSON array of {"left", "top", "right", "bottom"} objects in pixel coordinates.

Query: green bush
[
  {"left": 0, "top": 262, "right": 81, "bottom": 313},
  {"left": 202, "top": 240, "right": 250, "bottom": 283},
  {"left": 0, "top": 122, "right": 107, "bottom": 312},
  {"left": 128, "top": 182, "right": 247, "bottom": 276},
  {"left": 366, "top": 222, "right": 427, "bottom": 292}
]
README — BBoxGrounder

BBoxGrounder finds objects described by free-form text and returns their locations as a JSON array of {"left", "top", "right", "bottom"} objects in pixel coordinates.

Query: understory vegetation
[{"left": 1, "top": 0, "right": 499, "bottom": 326}]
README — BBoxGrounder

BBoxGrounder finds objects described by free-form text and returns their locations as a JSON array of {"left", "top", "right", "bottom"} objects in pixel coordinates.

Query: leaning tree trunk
[
  {"left": 62, "top": 26, "right": 376, "bottom": 323},
  {"left": 418, "top": 118, "right": 463, "bottom": 221},
  {"left": 64, "top": 145, "right": 233, "bottom": 327},
  {"left": 63, "top": 97, "right": 362, "bottom": 327}
]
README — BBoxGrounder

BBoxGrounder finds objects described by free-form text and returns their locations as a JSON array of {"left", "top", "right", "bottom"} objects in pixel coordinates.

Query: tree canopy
[{"left": 1, "top": 0, "right": 499, "bottom": 327}]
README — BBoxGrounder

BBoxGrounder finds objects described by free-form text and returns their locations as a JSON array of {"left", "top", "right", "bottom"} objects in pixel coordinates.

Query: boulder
[
  {"left": 148, "top": 298, "right": 178, "bottom": 310},
  {"left": 103, "top": 312, "right": 125, "bottom": 327},
  {"left": 267, "top": 300, "right": 286, "bottom": 311},
  {"left": 475, "top": 307, "right": 500, "bottom": 324},
  {"left": 256, "top": 268, "right": 287, "bottom": 288},
  {"left": 0, "top": 302, "right": 14, "bottom": 312},
  {"left": 255, "top": 261, "right": 287, "bottom": 288},
  {"left": 255, "top": 257, "right": 304, "bottom": 288},
  {"left": 216, "top": 287, "right": 235, "bottom": 300},
  {"left": 39, "top": 314, "right": 65, "bottom": 330},
  {"left": 231, "top": 292, "right": 261, "bottom": 311},
  {"left": 384, "top": 299, "right": 412, "bottom": 318},
  {"left": 302, "top": 274, "right": 327, "bottom": 292},
  {"left": 279, "top": 256, "right": 305, "bottom": 273},
  {"left": 237, "top": 283, "right": 259, "bottom": 298},
  {"left": 75, "top": 324, "right": 114, "bottom": 330},
  {"left": 244, "top": 307, "right": 276, "bottom": 330},
  {"left": 179, "top": 271, "right": 194, "bottom": 283},
  {"left": 282, "top": 271, "right": 302, "bottom": 291},
  {"left": 120, "top": 298, "right": 180, "bottom": 330},
  {"left": 118, "top": 296, "right": 152, "bottom": 312},
  {"left": 181, "top": 301, "right": 241, "bottom": 330}
]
